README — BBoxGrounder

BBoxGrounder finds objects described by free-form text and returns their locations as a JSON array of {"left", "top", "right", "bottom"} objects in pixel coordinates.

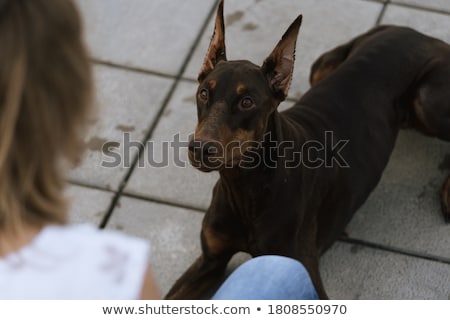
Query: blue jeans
[{"left": 212, "top": 255, "right": 318, "bottom": 300}]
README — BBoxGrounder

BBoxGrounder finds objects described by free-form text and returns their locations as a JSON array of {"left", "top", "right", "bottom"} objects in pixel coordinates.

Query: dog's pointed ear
[
  {"left": 261, "top": 15, "right": 302, "bottom": 101},
  {"left": 198, "top": 0, "right": 227, "bottom": 82}
]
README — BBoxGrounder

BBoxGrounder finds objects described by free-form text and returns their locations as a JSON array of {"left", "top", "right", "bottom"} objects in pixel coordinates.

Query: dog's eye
[
  {"left": 240, "top": 97, "right": 254, "bottom": 109},
  {"left": 199, "top": 89, "right": 209, "bottom": 101}
]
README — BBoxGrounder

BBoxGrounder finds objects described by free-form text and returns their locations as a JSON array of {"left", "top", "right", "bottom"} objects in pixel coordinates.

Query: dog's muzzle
[{"left": 188, "top": 139, "right": 224, "bottom": 172}]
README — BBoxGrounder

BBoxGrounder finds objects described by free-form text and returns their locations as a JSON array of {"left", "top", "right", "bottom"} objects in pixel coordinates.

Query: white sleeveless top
[{"left": 0, "top": 224, "right": 151, "bottom": 299}]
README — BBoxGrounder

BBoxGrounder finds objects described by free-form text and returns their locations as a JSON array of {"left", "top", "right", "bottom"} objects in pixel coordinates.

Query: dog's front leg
[
  {"left": 164, "top": 252, "right": 232, "bottom": 299},
  {"left": 165, "top": 225, "right": 237, "bottom": 299},
  {"left": 299, "top": 255, "right": 328, "bottom": 299}
]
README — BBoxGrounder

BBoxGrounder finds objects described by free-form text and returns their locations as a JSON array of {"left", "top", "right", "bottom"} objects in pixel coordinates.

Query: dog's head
[{"left": 189, "top": 0, "right": 302, "bottom": 172}]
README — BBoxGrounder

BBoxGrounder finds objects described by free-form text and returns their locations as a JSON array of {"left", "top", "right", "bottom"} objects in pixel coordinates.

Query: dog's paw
[{"left": 441, "top": 174, "right": 450, "bottom": 223}]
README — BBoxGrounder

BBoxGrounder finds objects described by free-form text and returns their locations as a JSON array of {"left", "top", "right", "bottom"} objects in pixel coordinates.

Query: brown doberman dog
[{"left": 166, "top": 0, "right": 450, "bottom": 299}]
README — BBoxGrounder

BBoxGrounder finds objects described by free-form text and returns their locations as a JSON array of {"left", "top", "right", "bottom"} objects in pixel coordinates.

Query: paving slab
[
  {"left": 105, "top": 195, "right": 204, "bottom": 295},
  {"left": 391, "top": 0, "right": 450, "bottom": 13},
  {"left": 125, "top": 80, "right": 219, "bottom": 211},
  {"left": 67, "top": 0, "right": 450, "bottom": 301},
  {"left": 183, "top": 0, "right": 383, "bottom": 100},
  {"left": 75, "top": 0, "right": 217, "bottom": 76},
  {"left": 66, "top": 184, "right": 114, "bottom": 225},
  {"left": 382, "top": 4, "right": 450, "bottom": 42},
  {"left": 321, "top": 242, "right": 450, "bottom": 299},
  {"left": 68, "top": 64, "right": 173, "bottom": 190},
  {"left": 226, "top": 242, "right": 450, "bottom": 299},
  {"left": 347, "top": 131, "right": 450, "bottom": 258}
]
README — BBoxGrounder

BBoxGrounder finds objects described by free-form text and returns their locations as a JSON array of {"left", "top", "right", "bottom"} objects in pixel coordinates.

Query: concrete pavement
[{"left": 68, "top": 0, "right": 450, "bottom": 299}]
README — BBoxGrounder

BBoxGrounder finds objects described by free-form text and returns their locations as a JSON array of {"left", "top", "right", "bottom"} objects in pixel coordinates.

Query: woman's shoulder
[
  {"left": 43, "top": 223, "right": 152, "bottom": 297},
  {"left": 0, "top": 223, "right": 151, "bottom": 299}
]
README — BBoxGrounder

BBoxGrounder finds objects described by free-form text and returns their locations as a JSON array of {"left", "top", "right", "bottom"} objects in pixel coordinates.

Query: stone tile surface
[
  {"left": 66, "top": 0, "right": 450, "bottom": 300},
  {"left": 68, "top": 65, "right": 173, "bottom": 190},
  {"left": 125, "top": 80, "right": 219, "bottom": 211},
  {"left": 75, "top": 0, "right": 217, "bottom": 75},
  {"left": 382, "top": 4, "right": 450, "bottom": 42},
  {"left": 66, "top": 184, "right": 114, "bottom": 225},
  {"left": 106, "top": 196, "right": 204, "bottom": 295},
  {"left": 321, "top": 242, "right": 450, "bottom": 299},
  {"left": 392, "top": 0, "right": 450, "bottom": 13},
  {"left": 347, "top": 131, "right": 450, "bottom": 258},
  {"left": 184, "top": 0, "right": 383, "bottom": 99}
]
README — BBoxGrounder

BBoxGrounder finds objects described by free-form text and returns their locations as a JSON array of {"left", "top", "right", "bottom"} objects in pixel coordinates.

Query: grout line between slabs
[
  {"left": 389, "top": 2, "right": 450, "bottom": 16},
  {"left": 98, "top": 0, "right": 221, "bottom": 229},
  {"left": 68, "top": 180, "right": 205, "bottom": 218},
  {"left": 361, "top": 0, "right": 388, "bottom": 4},
  {"left": 339, "top": 237, "right": 450, "bottom": 265},
  {"left": 375, "top": 0, "right": 390, "bottom": 25},
  {"left": 120, "top": 191, "right": 207, "bottom": 214},
  {"left": 68, "top": 180, "right": 115, "bottom": 194},
  {"left": 363, "top": 0, "right": 450, "bottom": 16},
  {"left": 92, "top": 58, "right": 177, "bottom": 80}
]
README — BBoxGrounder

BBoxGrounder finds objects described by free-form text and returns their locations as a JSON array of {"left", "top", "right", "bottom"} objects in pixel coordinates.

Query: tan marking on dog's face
[
  {"left": 194, "top": 101, "right": 227, "bottom": 141},
  {"left": 218, "top": 124, "right": 255, "bottom": 146},
  {"left": 233, "top": 128, "right": 255, "bottom": 143},
  {"left": 219, "top": 126, "right": 257, "bottom": 165},
  {"left": 208, "top": 79, "right": 217, "bottom": 90},
  {"left": 236, "top": 83, "right": 247, "bottom": 95}
]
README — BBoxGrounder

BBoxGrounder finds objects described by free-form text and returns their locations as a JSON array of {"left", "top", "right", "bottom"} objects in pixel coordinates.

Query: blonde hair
[{"left": 0, "top": 0, "right": 92, "bottom": 233}]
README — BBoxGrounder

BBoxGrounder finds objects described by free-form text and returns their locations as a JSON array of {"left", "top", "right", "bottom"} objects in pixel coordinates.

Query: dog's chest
[{"left": 232, "top": 185, "right": 304, "bottom": 254}]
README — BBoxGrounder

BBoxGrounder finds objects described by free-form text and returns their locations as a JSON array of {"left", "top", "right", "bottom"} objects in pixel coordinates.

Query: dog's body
[{"left": 166, "top": 1, "right": 450, "bottom": 299}]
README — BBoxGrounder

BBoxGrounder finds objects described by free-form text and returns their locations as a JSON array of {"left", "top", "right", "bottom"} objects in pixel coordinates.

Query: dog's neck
[{"left": 217, "top": 109, "right": 308, "bottom": 220}]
